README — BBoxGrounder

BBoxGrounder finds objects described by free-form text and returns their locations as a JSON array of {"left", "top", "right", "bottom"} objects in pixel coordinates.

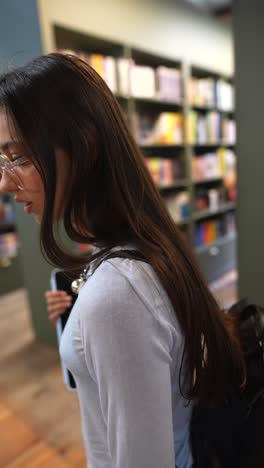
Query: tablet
[{"left": 50, "top": 269, "right": 77, "bottom": 391}]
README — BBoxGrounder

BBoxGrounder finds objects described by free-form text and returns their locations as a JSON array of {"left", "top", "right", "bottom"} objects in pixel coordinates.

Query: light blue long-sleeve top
[{"left": 59, "top": 245, "right": 193, "bottom": 468}]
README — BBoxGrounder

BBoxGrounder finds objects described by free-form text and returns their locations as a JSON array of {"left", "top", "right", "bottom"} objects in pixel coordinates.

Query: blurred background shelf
[
  {"left": 193, "top": 176, "right": 223, "bottom": 185},
  {"left": 195, "top": 232, "right": 236, "bottom": 255},
  {"left": 158, "top": 180, "right": 189, "bottom": 191},
  {"left": 196, "top": 232, "right": 237, "bottom": 283},
  {"left": 193, "top": 202, "right": 236, "bottom": 221}
]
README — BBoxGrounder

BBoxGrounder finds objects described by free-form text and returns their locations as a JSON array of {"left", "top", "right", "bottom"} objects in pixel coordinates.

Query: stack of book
[
  {"left": 188, "top": 77, "right": 215, "bottom": 107},
  {"left": 56, "top": 49, "right": 183, "bottom": 103},
  {"left": 163, "top": 191, "right": 190, "bottom": 222},
  {"left": 192, "top": 148, "right": 237, "bottom": 182},
  {"left": 156, "top": 66, "right": 182, "bottom": 103},
  {"left": 195, "top": 211, "right": 235, "bottom": 247},
  {"left": 195, "top": 187, "right": 225, "bottom": 213},
  {"left": 219, "top": 148, "right": 237, "bottom": 202},
  {"left": 188, "top": 77, "right": 234, "bottom": 112},
  {"left": 218, "top": 148, "right": 236, "bottom": 174},
  {"left": 145, "top": 158, "right": 184, "bottom": 186},
  {"left": 192, "top": 152, "right": 222, "bottom": 181},
  {"left": 195, "top": 219, "right": 224, "bottom": 247},
  {"left": 186, "top": 110, "right": 221, "bottom": 144},
  {"left": 216, "top": 80, "right": 234, "bottom": 112},
  {"left": 124, "top": 61, "right": 182, "bottom": 101},
  {"left": 116, "top": 57, "right": 131, "bottom": 95},
  {"left": 222, "top": 118, "right": 236, "bottom": 144},
  {"left": 130, "top": 64, "right": 156, "bottom": 98},
  {"left": 133, "top": 112, "right": 184, "bottom": 145}
]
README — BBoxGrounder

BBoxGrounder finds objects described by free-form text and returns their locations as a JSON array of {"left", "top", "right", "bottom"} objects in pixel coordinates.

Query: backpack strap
[{"left": 91, "top": 249, "right": 148, "bottom": 275}]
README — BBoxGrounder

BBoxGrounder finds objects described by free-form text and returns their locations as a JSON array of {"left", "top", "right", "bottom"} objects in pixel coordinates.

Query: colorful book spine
[
  {"left": 222, "top": 119, "right": 236, "bottom": 144},
  {"left": 117, "top": 58, "right": 131, "bottom": 95},
  {"left": 192, "top": 152, "right": 222, "bottom": 181},
  {"left": 130, "top": 64, "right": 156, "bottom": 99},
  {"left": 216, "top": 80, "right": 234, "bottom": 112},
  {"left": 156, "top": 66, "right": 182, "bottom": 103},
  {"left": 145, "top": 158, "right": 184, "bottom": 186},
  {"left": 188, "top": 77, "right": 215, "bottom": 107},
  {"left": 163, "top": 191, "right": 190, "bottom": 222},
  {"left": 134, "top": 112, "right": 183, "bottom": 145}
]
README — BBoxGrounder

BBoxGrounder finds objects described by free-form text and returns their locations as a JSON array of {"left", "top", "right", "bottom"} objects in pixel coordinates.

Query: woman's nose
[{"left": 0, "top": 169, "right": 19, "bottom": 194}]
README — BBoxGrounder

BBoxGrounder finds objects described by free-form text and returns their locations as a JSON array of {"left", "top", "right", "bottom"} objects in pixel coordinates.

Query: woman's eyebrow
[{"left": 0, "top": 140, "right": 21, "bottom": 152}]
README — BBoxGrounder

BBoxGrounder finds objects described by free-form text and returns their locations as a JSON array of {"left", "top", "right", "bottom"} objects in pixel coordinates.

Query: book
[
  {"left": 145, "top": 157, "right": 184, "bottom": 186},
  {"left": 222, "top": 118, "right": 236, "bottom": 144},
  {"left": 130, "top": 64, "right": 156, "bottom": 98},
  {"left": 104, "top": 56, "right": 117, "bottom": 93},
  {"left": 133, "top": 112, "right": 183, "bottom": 145},
  {"left": 192, "top": 152, "right": 222, "bottom": 181},
  {"left": 117, "top": 57, "right": 131, "bottom": 95},
  {"left": 163, "top": 191, "right": 190, "bottom": 222},
  {"left": 156, "top": 66, "right": 182, "bottom": 103},
  {"left": 188, "top": 76, "right": 215, "bottom": 107},
  {"left": 216, "top": 80, "right": 234, "bottom": 112}
]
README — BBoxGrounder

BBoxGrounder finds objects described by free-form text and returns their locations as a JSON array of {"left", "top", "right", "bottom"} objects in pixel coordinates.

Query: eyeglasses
[{"left": 0, "top": 154, "right": 29, "bottom": 188}]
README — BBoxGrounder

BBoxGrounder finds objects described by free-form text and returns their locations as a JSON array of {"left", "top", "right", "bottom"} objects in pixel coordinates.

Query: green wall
[
  {"left": 234, "top": 0, "right": 264, "bottom": 304},
  {"left": 0, "top": 0, "right": 57, "bottom": 345}
]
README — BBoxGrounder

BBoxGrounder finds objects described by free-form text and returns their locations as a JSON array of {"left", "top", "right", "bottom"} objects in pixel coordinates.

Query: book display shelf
[
  {"left": 1, "top": 24, "right": 237, "bottom": 288},
  {"left": 54, "top": 24, "right": 238, "bottom": 282},
  {"left": 186, "top": 66, "right": 236, "bottom": 280}
]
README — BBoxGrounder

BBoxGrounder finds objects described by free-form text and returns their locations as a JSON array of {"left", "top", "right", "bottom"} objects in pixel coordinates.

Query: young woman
[{"left": 0, "top": 53, "right": 245, "bottom": 468}]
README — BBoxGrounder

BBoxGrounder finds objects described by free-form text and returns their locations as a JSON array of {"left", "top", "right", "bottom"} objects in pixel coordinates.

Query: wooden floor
[
  {"left": 0, "top": 288, "right": 86, "bottom": 468},
  {"left": 0, "top": 277, "right": 237, "bottom": 467}
]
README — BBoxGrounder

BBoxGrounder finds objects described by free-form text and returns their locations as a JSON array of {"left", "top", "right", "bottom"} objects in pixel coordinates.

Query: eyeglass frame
[
  {"left": 0, "top": 154, "right": 30, "bottom": 189},
  {"left": 0, "top": 154, "right": 29, "bottom": 173}
]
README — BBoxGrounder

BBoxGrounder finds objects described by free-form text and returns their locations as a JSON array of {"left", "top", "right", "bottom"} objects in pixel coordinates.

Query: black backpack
[
  {"left": 92, "top": 250, "right": 264, "bottom": 467},
  {"left": 190, "top": 300, "right": 264, "bottom": 468}
]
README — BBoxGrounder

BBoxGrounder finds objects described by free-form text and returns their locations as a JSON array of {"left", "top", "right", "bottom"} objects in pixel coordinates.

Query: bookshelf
[
  {"left": 186, "top": 65, "right": 237, "bottom": 281},
  {"left": 53, "top": 25, "right": 238, "bottom": 282},
  {"left": 1, "top": 25, "right": 236, "bottom": 287}
]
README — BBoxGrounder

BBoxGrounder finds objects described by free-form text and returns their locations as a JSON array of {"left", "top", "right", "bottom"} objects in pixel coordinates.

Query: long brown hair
[{"left": 0, "top": 53, "right": 245, "bottom": 403}]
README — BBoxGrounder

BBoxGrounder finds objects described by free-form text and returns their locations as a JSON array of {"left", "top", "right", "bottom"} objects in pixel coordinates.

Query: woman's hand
[{"left": 45, "top": 290, "right": 73, "bottom": 325}]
